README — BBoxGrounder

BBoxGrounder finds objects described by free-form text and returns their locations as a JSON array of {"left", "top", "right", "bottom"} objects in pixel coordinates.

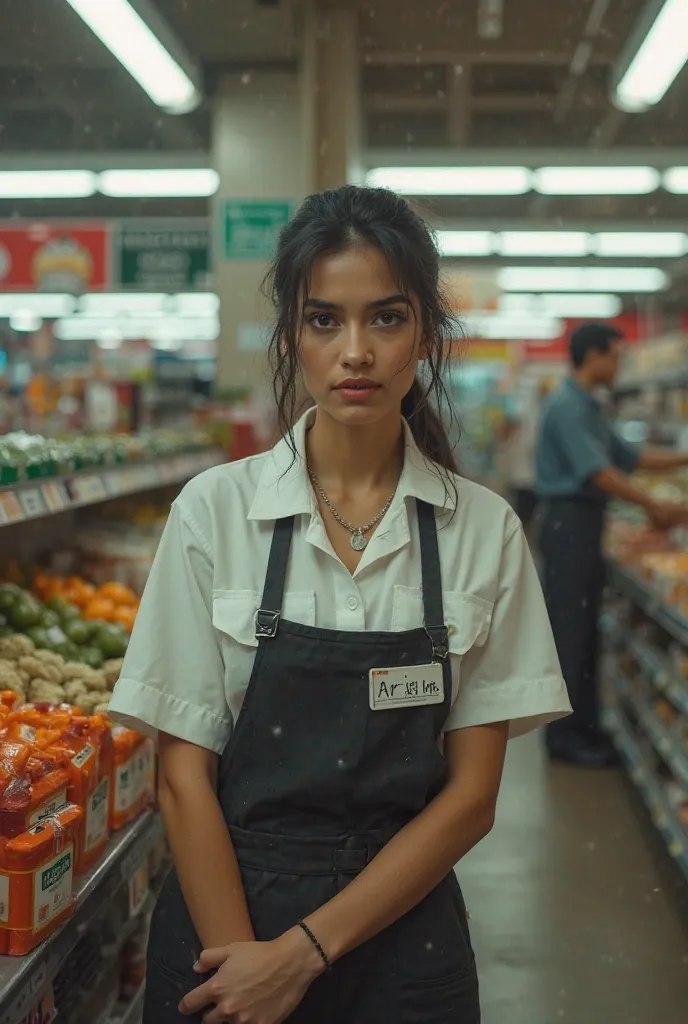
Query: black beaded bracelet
[{"left": 296, "top": 920, "right": 332, "bottom": 973}]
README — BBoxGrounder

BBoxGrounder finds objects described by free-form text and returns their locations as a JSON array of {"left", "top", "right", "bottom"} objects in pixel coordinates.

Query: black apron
[{"left": 143, "top": 500, "right": 479, "bottom": 1023}]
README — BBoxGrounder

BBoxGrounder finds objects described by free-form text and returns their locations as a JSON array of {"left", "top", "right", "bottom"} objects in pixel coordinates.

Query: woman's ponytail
[{"left": 401, "top": 378, "right": 458, "bottom": 474}]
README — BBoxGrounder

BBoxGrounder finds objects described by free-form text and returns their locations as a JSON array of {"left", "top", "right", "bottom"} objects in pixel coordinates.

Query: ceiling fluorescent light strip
[
  {"left": 664, "top": 168, "right": 688, "bottom": 194},
  {"left": 63, "top": 0, "right": 200, "bottom": 113},
  {"left": 613, "top": 0, "right": 688, "bottom": 112},
  {"left": 498, "top": 266, "right": 667, "bottom": 293},
  {"left": 0, "top": 170, "right": 97, "bottom": 199},
  {"left": 593, "top": 232, "right": 688, "bottom": 257},
  {"left": 437, "top": 230, "right": 687, "bottom": 259},
  {"left": 533, "top": 166, "right": 660, "bottom": 195},
  {"left": 498, "top": 293, "right": 623, "bottom": 318},
  {"left": 366, "top": 166, "right": 532, "bottom": 195},
  {"left": 98, "top": 168, "right": 219, "bottom": 197},
  {"left": 497, "top": 231, "right": 591, "bottom": 257}
]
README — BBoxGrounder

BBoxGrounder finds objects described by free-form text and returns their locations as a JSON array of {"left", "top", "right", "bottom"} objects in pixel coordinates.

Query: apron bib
[{"left": 144, "top": 500, "right": 480, "bottom": 1023}]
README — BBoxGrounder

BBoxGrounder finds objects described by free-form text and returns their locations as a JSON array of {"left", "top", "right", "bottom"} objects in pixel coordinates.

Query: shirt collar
[
  {"left": 248, "top": 407, "right": 457, "bottom": 521},
  {"left": 565, "top": 376, "right": 599, "bottom": 407}
]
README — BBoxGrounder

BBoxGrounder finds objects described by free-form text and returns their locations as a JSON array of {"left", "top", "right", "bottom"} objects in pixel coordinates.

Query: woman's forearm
[
  {"left": 303, "top": 721, "right": 508, "bottom": 963},
  {"left": 159, "top": 757, "right": 254, "bottom": 948}
]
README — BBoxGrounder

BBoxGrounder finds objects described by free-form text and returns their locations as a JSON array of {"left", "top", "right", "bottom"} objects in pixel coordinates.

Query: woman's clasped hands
[{"left": 178, "top": 927, "right": 326, "bottom": 1024}]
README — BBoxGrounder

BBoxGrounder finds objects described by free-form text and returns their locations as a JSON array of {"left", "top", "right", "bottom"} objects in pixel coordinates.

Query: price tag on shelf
[
  {"left": 41, "top": 481, "right": 69, "bottom": 512},
  {"left": 103, "top": 471, "right": 121, "bottom": 497},
  {"left": 128, "top": 860, "right": 149, "bottom": 918},
  {"left": 18, "top": 487, "right": 47, "bottom": 519},
  {"left": 71, "top": 475, "right": 106, "bottom": 503},
  {"left": 0, "top": 491, "right": 24, "bottom": 524}
]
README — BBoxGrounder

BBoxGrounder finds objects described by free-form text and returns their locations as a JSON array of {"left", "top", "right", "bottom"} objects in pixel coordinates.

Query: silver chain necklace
[{"left": 308, "top": 468, "right": 396, "bottom": 550}]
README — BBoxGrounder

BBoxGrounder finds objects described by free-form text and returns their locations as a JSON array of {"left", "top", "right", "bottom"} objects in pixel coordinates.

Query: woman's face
[{"left": 298, "top": 244, "right": 425, "bottom": 428}]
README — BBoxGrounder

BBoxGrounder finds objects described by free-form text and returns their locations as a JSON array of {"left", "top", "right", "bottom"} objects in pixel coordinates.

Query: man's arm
[
  {"left": 592, "top": 465, "right": 688, "bottom": 529},
  {"left": 637, "top": 448, "right": 688, "bottom": 472}
]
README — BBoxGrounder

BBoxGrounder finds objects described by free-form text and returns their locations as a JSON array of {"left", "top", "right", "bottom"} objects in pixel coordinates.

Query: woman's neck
[{"left": 305, "top": 408, "right": 404, "bottom": 492}]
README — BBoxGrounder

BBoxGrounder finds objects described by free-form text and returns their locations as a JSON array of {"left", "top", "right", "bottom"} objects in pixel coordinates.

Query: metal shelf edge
[
  {"left": 606, "top": 561, "right": 688, "bottom": 648},
  {"left": 0, "top": 450, "right": 224, "bottom": 529},
  {"left": 603, "top": 707, "right": 688, "bottom": 880},
  {"left": 609, "top": 667, "right": 688, "bottom": 789}
]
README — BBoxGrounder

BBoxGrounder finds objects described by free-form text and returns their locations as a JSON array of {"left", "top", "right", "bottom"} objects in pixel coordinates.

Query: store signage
[
  {"left": 222, "top": 200, "right": 292, "bottom": 260},
  {"left": 0, "top": 222, "right": 109, "bottom": 292},
  {"left": 116, "top": 223, "right": 211, "bottom": 289}
]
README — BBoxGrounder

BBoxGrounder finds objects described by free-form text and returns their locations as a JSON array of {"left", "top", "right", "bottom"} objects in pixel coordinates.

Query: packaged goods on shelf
[
  {"left": 0, "top": 802, "right": 82, "bottom": 955},
  {"left": 111, "top": 729, "right": 154, "bottom": 832},
  {"left": 0, "top": 429, "right": 212, "bottom": 487}
]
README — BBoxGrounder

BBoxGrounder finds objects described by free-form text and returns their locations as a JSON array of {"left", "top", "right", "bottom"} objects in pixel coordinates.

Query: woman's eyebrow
[
  {"left": 367, "top": 293, "right": 410, "bottom": 308},
  {"left": 304, "top": 293, "right": 410, "bottom": 311}
]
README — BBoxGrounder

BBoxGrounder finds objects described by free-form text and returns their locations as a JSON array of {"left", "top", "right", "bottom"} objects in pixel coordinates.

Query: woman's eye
[
  {"left": 309, "top": 313, "right": 336, "bottom": 329},
  {"left": 374, "top": 311, "right": 405, "bottom": 327}
]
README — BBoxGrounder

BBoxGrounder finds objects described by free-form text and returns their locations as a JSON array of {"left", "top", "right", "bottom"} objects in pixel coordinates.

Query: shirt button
[{"left": 347, "top": 596, "right": 359, "bottom": 610}]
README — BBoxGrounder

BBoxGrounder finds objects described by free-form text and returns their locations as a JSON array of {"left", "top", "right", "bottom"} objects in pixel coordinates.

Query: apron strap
[
  {"left": 416, "top": 500, "right": 449, "bottom": 659},
  {"left": 255, "top": 516, "right": 295, "bottom": 639}
]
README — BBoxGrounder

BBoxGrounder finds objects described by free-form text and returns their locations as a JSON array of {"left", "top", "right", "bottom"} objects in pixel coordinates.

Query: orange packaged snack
[
  {"left": 110, "top": 727, "right": 153, "bottom": 830},
  {"left": 52, "top": 715, "right": 113, "bottom": 873},
  {"left": 0, "top": 803, "right": 82, "bottom": 955},
  {"left": 0, "top": 741, "right": 70, "bottom": 840}
]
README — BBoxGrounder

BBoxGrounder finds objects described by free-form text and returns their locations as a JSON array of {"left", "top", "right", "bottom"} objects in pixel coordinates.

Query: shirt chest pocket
[
  {"left": 212, "top": 589, "right": 317, "bottom": 648},
  {"left": 391, "top": 586, "right": 493, "bottom": 657}
]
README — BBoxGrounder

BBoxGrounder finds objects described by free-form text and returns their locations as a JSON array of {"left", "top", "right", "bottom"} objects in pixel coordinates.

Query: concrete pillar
[
  {"left": 211, "top": 8, "right": 361, "bottom": 396},
  {"left": 302, "top": 4, "right": 362, "bottom": 191},
  {"left": 211, "top": 72, "right": 308, "bottom": 394}
]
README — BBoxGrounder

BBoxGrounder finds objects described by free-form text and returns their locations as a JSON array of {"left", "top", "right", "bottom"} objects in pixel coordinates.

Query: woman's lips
[{"left": 334, "top": 380, "right": 381, "bottom": 401}]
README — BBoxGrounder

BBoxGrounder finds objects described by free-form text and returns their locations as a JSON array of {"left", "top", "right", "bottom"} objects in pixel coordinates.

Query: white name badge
[{"left": 369, "top": 663, "right": 445, "bottom": 711}]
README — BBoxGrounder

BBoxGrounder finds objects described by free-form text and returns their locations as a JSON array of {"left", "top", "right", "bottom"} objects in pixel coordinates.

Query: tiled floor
[{"left": 459, "top": 733, "right": 688, "bottom": 1024}]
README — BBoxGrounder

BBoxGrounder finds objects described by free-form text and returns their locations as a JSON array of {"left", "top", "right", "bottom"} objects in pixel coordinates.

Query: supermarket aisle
[{"left": 459, "top": 733, "right": 688, "bottom": 1024}]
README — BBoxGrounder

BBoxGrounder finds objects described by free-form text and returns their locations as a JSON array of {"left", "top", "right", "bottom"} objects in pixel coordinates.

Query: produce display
[
  {"left": 0, "top": 428, "right": 211, "bottom": 486},
  {"left": 0, "top": 569, "right": 132, "bottom": 678},
  {"left": 0, "top": 417, "right": 211, "bottom": 1016}
]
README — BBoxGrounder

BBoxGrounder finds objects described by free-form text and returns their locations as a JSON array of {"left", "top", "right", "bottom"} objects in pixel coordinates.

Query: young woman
[{"left": 109, "top": 185, "right": 570, "bottom": 1024}]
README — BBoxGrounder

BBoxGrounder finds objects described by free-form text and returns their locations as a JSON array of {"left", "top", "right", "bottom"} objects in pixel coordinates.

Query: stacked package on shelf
[{"left": 0, "top": 668, "right": 154, "bottom": 955}]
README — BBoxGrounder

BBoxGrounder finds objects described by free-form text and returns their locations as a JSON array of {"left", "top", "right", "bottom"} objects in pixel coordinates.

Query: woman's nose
[{"left": 341, "top": 325, "right": 370, "bottom": 365}]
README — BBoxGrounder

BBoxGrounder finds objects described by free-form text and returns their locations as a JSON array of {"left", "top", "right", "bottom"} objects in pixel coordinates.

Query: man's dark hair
[{"left": 569, "top": 322, "right": 624, "bottom": 368}]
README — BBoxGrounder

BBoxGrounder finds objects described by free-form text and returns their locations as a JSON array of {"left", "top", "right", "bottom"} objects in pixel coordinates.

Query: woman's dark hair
[{"left": 263, "top": 184, "right": 461, "bottom": 473}]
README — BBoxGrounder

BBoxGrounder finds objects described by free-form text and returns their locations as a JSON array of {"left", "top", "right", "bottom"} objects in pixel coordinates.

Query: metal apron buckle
[
  {"left": 254, "top": 609, "right": 280, "bottom": 639},
  {"left": 425, "top": 625, "right": 449, "bottom": 661}
]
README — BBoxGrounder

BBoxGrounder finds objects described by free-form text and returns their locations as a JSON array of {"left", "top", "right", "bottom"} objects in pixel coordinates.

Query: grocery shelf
[
  {"left": 610, "top": 668, "right": 688, "bottom": 790},
  {"left": 0, "top": 450, "right": 224, "bottom": 528},
  {"left": 0, "top": 811, "right": 163, "bottom": 1024},
  {"left": 118, "top": 983, "right": 145, "bottom": 1024},
  {"left": 603, "top": 706, "right": 688, "bottom": 883},
  {"left": 627, "top": 636, "right": 688, "bottom": 716},
  {"left": 605, "top": 560, "right": 688, "bottom": 648},
  {"left": 614, "top": 367, "right": 688, "bottom": 396}
]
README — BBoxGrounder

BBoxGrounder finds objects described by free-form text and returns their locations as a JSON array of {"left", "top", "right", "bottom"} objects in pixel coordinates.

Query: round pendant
[{"left": 351, "top": 531, "right": 368, "bottom": 551}]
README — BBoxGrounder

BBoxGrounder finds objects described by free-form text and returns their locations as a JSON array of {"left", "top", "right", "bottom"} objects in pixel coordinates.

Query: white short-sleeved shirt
[{"left": 109, "top": 410, "right": 571, "bottom": 753}]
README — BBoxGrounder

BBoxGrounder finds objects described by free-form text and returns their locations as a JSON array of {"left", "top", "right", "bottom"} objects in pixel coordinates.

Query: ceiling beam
[
  {"left": 365, "top": 93, "right": 446, "bottom": 113},
  {"left": 363, "top": 50, "right": 614, "bottom": 67}
]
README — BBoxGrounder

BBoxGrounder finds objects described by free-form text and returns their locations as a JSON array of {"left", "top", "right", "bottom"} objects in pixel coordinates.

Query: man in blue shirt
[{"left": 536, "top": 323, "right": 688, "bottom": 767}]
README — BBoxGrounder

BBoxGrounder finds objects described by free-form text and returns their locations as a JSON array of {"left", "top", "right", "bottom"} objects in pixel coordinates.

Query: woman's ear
[{"left": 417, "top": 335, "right": 429, "bottom": 361}]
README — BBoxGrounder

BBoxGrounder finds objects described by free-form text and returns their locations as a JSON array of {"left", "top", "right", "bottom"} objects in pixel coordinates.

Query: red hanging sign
[{"left": 0, "top": 222, "right": 110, "bottom": 292}]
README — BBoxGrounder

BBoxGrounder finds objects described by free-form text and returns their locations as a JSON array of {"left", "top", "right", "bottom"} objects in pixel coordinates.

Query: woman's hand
[{"left": 178, "top": 927, "right": 325, "bottom": 1024}]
